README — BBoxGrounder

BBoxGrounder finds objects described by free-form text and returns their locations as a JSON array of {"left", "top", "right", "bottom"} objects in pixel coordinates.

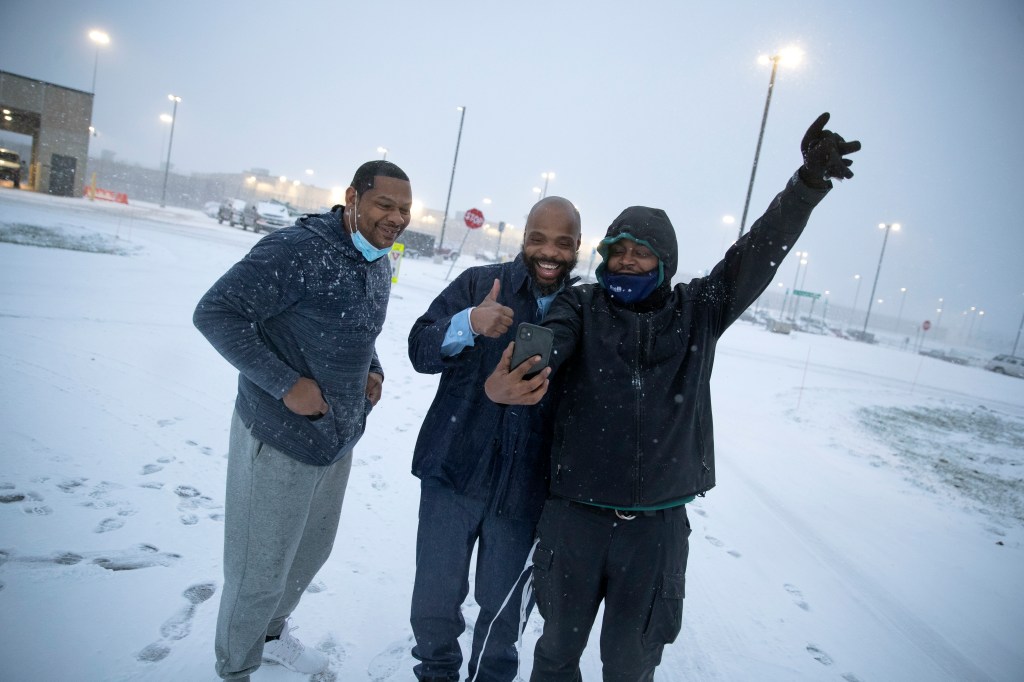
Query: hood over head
[{"left": 596, "top": 206, "right": 678, "bottom": 285}]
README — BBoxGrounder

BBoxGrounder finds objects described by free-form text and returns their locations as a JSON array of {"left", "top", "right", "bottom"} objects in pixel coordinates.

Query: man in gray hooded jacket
[{"left": 194, "top": 160, "right": 412, "bottom": 680}]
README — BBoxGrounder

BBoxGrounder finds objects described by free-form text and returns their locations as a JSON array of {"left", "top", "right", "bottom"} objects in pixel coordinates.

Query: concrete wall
[{"left": 0, "top": 70, "right": 93, "bottom": 196}]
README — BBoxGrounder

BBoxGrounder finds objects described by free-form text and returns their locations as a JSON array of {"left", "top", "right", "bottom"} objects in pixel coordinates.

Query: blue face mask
[
  {"left": 351, "top": 229, "right": 392, "bottom": 262},
  {"left": 600, "top": 270, "right": 660, "bottom": 304}
]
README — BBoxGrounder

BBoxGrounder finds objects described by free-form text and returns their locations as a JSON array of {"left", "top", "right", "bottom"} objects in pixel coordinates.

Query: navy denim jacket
[
  {"left": 408, "top": 255, "right": 568, "bottom": 523},
  {"left": 194, "top": 207, "right": 387, "bottom": 465}
]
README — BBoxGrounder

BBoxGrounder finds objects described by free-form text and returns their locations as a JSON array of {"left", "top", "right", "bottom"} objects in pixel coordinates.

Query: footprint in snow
[
  {"left": 141, "top": 464, "right": 163, "bottom": 475},
  {"left": 159, "top": 581, "right": 217, "bottom": 640},
  {"left": 368, "top": 635, "right": 416, "bottom": 681},
  {"left": 806, "top": 643, "right": 833, "bottom": 666},
  {"left": 95, "top": 517, "right": 125, "bottom": 533},
  {"left": 704, "top": 535, "right": 724, "bottom": 547},
  {"left": 784, "top": 583, "right": 810, "bottom": 611},
  {"left": 3, "top": 544, "right": 180, "bottom": 571}
]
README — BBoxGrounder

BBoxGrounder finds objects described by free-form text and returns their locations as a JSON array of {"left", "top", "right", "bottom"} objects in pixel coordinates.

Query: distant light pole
[
  {"left": 849, "top": 274, "right": 862, "bottom": 327},
  {"left": 738, "top": 46, "right": 803, "bottom": 240},
  {"left": 895, "top": 287, "right": 908, "bottom": 333},
  {"left": 1012, "top": 293, "right": 1024, "bottom": 356},
  {"left": 862, "top": 222, "right": 900, "bottom": 335},
  {"left": 88, "top": 29, "right": 110, "bottom": 93},
  {"left": 720, "top": 214, "right": 735, "bottom": 254},
  {"left": 377, "top": 146, "right": 388, "bottom": 160},
  {"left": 158, "top": 113, "right": 172, "bottom": 165},
  {"left": 159, "top": 94, "right": 181, "bottom": 208},
  {"left": 784, "top": 251, "right": 808, "bottom": 320},
  {"left": 935, "top": 298, "right": 944, "bottom": 331},
  {"left": 438, "top": 106, "right": 466, "bottom": 253},
  {"left": 541, "top": 172, "right": 555, "bottom": 199}
]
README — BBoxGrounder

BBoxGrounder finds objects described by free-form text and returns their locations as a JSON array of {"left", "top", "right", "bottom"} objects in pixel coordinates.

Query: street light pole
[
  {"left": 736, "top": 47, "right": 802, "bottom": 240},
  {"left": 850, "top": 274, "right": 862, "bottom": 327},
  {"left": 1012, "top": 295, "right": 1024, "bottom": 355},
  {"left": 160, "top": 94, "right": 181, "bottom": 208},
  {"left": 895, "top": 287, "right": 908, "bottom": 332},
  {"left": 738, "top": 55, "right": 778, "bottom": 241},
  {"left": 88, "top": 30, "right": 110, "bottom": 93},
  {"left": 862, "top": 222, "right": 900, "bottom": 335},
  {"left": 377, "top": 146, "right": 388, "bottom": 160},
  {"left": 541, "top": 172, "right": 555, "bottom": 199},
  {"left": 438, "top": 106, "right": 466, "bottom": 253}
]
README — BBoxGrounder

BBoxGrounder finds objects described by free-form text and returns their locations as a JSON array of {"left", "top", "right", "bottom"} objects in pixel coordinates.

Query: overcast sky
[{"left": 3, "top": 0, "right": 1023, "bottom": 343}]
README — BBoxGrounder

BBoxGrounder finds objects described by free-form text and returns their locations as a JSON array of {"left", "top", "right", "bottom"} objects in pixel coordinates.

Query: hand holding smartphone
[{"left": 509, "top": 323, "right": 554, "bottom": 377}]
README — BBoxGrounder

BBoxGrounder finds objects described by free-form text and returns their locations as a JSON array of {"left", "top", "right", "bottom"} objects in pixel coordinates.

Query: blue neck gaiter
[
  {"left": 600, "top": 270, "right": 660, "bottom": 304},
  {"left": 352, "top": 229, "right": 392, "bottom": 262}
]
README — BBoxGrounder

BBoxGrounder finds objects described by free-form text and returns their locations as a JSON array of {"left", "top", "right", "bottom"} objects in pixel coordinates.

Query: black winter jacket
[
  {"left": 408, "top": 255, "right": 567, "bottom": 522},
  {"left": 544, "top": 173, "right": 828, "bottom": 507}
]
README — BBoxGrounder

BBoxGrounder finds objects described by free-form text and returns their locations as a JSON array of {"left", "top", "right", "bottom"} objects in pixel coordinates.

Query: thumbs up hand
[{"left": 469, "top": 279, "right": 515, "bottom": 338}]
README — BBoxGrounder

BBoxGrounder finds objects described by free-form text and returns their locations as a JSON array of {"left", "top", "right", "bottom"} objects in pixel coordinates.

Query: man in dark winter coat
[
  {"left": 194, "top": 160, "right": 413, "bottom": 680},
  {"left": 486, "top": 113, "right": 860, "bottom": 681},
  {"left": 408, "top": 196, "right": 582, "bottom": 681}
]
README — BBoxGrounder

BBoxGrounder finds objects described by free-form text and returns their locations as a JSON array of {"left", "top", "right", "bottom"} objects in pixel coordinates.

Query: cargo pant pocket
[
  {"left": 531, "top": 545, "right": 554, "bottom": 619},
  {"left": 642, "top": 572, "right": 685, "bottom": 648}
]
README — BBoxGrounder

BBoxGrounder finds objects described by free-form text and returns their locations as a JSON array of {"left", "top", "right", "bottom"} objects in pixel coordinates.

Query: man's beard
[{"left": 522, "top": 248, "right": 578, "bottom": 295}]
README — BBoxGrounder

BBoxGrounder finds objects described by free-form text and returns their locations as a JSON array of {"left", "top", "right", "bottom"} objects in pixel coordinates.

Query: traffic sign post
[{"left": 446, "top": 207, "right": 485, "bottom": 280}]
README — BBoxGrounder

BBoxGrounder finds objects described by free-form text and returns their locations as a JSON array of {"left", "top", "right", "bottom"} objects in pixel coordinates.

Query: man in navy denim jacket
[
  {"left": 407, "top": 197, "right": 581, "bottom": 681},
  {"left": 195, "top": 160, "right": 412, "bottom": 680}
]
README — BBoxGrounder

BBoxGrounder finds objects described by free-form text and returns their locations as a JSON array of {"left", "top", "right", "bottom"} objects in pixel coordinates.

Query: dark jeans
[
  {"left": 530, "top": 499, "right": 691, "bottom": 682},
  {"left": 411, "top": 482, "right": 537, "bottom": 681}
]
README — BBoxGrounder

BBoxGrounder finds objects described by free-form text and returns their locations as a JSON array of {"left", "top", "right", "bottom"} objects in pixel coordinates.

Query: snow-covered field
[{"left": 1, "top": 187, "right": 1022, "bottom": 681}]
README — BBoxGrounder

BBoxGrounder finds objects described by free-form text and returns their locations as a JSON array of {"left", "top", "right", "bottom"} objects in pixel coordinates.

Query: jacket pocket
[{"left": 642, "top": 572, "right": 685, "bottom": 648}]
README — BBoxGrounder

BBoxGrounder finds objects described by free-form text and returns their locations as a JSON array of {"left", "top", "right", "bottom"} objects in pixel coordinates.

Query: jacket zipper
[{"left": 632, "top": 314, "right": 647, "bottom": 506}]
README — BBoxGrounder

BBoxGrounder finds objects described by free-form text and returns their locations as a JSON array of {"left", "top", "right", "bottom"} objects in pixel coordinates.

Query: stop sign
[
  {"left": 464, "top": 208, "right": 485, "bottom": 229},
  {"left": 922, "top": 320, "right": 932, "bottom": 331}
]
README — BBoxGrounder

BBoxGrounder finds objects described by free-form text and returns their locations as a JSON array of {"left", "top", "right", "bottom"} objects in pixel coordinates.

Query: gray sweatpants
[{"left": 215, "top": 410, "right": 353, "bottom": 679}]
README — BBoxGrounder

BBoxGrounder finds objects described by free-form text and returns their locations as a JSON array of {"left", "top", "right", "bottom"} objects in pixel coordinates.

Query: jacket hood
[{"left": 596, "top": 205, "right": 678, "bottom": 284}]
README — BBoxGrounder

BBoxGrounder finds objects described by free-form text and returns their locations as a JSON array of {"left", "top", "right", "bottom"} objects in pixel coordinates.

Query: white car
[
  {"left": 984, "top": 354, "right": 1024, "bottom": 378},
  {"left": 242, "top": 201, "right": 292, "bottom": 233}
]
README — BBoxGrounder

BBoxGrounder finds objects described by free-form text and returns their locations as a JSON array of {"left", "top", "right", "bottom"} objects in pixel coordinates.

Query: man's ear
[{"left": 344, "top": 186, "right": 357, "bottom": 206}]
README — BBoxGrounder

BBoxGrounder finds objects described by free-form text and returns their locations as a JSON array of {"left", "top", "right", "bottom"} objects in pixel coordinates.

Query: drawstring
[{"left": 468, "top": 537, "right": 540, "bottom": 682}]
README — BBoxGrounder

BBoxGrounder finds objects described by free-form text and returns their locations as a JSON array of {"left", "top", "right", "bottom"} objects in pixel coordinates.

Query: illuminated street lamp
[
  {"left": 377, "top": 146, "right": 388, "bottom": 160},
  {"left": 159, "top": 94, "right": 181, "bottom": 208},
  {"left": 88, "top": 29, "right": 110, "bottom": 93},
  {"left": 737, "top": 46, "right": 803, "bottom": 240},
  {"left": 862, "top": 222, "right": 900, "bottom": 335},
  {"left": 541, "top": 172, "right": 555, "bottom": 199}
]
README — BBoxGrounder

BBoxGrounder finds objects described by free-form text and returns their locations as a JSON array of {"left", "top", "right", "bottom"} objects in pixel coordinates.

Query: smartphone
[{"left": 510, "top": 323, "right": 554, "bottom": 377}]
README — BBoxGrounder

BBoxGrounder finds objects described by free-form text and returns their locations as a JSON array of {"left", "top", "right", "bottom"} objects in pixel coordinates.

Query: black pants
[{"left": 530, "top": 499, "right": 690, "bottom": 682}]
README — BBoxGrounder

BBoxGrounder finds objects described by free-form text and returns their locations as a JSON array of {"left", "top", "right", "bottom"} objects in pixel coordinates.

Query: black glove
[{"left": 799, "top": 112, "right": 861, "bottom": 189}]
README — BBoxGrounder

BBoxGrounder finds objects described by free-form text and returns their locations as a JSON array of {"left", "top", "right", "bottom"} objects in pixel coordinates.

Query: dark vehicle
[
  {"left": 241, "top": 201, "right": 292, "bottom": 233},
  {"left": 0, "top": 148, "right": 21, "bottom": 188},
  {"left": 919, "top": 348, "right": 970, "bottom": 365},
  {"left": 217, "top": 198, "right": 246, "bottom": 226},
  {"left": 396, "top": 230, "right": 437, "bottom": 259}
]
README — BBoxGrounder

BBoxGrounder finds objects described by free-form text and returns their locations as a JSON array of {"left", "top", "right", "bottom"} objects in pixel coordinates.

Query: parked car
[
  {"left": 0, "top": 148, "right": 21, "bottom": 188},
  {"left": 217, "top": 199, "right": 246, "bottom": 226},
  {"left": 919, "top": 348, "right": 970, "bottom": 365},
  {"left": 984, "top": 354, "right": 1024, "bottom": 378},
  {"left": 242, "top": 201, "right": 292, "bottom": 233}
]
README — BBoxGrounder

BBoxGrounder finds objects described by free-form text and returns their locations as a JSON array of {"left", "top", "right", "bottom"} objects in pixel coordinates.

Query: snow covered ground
[{"left": 1, "top": 187, "right": 1022, "bottom": 681}]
